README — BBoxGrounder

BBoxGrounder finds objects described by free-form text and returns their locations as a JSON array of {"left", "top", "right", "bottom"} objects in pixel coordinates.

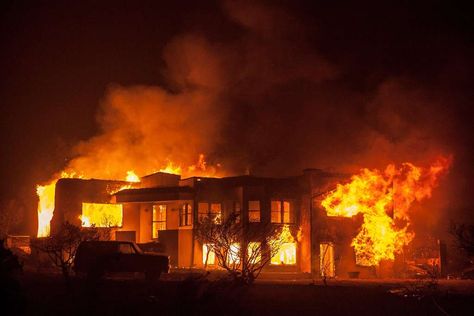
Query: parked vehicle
[{"left": 74, "top": 240, "right": 169, "bottom": 280}]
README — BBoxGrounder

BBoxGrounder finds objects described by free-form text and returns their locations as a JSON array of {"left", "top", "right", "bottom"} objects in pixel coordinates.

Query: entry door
[{"left": 320, "top": 243, "right": 335, "bottom": 278}]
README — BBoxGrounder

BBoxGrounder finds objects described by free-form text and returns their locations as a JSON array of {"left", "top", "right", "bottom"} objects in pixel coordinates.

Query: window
[
  {"left": 81, "top": 203, "right": 123, "bottom": 227},
  {"left": 152, "top": 205, "right": 167, "bottom": 239},
  {"left": 180, "top": 203, "right": 192, "bottom": 226},
  {"left": 320, "top": 243, "right": 335, "bottom": 278},
  {"left": 233, "top": 201, "right": 241, "bottom": 223},
  {"left": 119, "top": 243, "right": 135, "bottom": 254},
  {"left": 228, "top": 243, "right": 240, "bottom": 264},
  {"left": 247, "top": 242, "right": 261, "bottom": 264},
  {"left": 198, "top": 202, "right": 222, "bottom": 223},
  {"left": 271, "top": 242, "right": 296, "bottom": 265},
  {"left": 202, "top": 244, "right": 216, "bottom": 266},
  {"left": 271, "top": 200, "right": 293, "bottom": 223},
  {"left": 248, "top": 200, "right": 260, "bottom": 222}
]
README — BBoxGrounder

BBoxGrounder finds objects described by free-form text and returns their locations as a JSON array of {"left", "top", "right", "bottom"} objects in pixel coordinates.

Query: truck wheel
[{"left": 145, "top": 270, "right": 161, "bottom": 282}]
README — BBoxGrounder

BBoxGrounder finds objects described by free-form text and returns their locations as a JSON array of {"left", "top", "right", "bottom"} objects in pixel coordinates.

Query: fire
[
  {"left": 36, "top": 154, "right": 221, "bottom": 237},
  {"left": 36, "top": 171, "right": 83, "bottom": 237},
  {"left": 271, "top": 225, "right": 297, "bottom": 265},
  {"left": 321, "top": 157, "right": 451, "bottom": 266},
  {"left": 125, "top": 170, "right": 140, "bottom": 182},
  {"left": 36, "top": 182, "right": 56, "bottom": 238},
  {"left": 81, "top": 203, "right": 123, "bottom": 227},
  {"left": 159, "top": 161, "right": 182, "bottom": 175}
]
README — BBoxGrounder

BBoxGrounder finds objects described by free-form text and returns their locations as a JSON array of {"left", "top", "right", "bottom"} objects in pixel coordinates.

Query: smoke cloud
[{"left": 56, "top": 0, "right": 469, "bottom": 231}]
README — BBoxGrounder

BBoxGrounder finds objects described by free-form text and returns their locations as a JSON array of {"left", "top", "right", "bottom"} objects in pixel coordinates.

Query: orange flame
[
  {"left": 36, "top": 155, "right": 222, "bottom": 237},
  {"left": 159, "top": 161, "right": 182, "bottom": 175},
  {"left": 321, "top": 157, "right": 451, "bottom": 266},
  {"left": 125, "top": 170, "right": 140, "bottom": 182}
]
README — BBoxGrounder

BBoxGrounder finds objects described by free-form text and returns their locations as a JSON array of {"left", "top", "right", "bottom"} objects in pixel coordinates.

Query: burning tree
[
  {"left": 195, "top": 213, "right": 289, "bottom": 284},
  {"left": 33, "top": 221, "right": 102, "bottom": 282}
]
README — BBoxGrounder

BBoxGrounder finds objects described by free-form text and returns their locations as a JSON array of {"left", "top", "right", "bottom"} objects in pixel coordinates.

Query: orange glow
[
  {"left": 202, "top": 244, "right": 216, "bottom": 265},
  {"left": 36, "top": 182, "right": 56, "bottom": 237},
  {"left": 271, "top": 225, "right": 297, "bottom": 265},
  {"left": 125, "top": 170, "right": 140, "bottom": 182},
  {"left": 36, "top": 154, "right": 221, "bottom": 237},
  {"left": 81, "top": 203, "right": 123, "bottom": 227},
  {"left": 36, "top": 171, "right": 83, "bottom": 237},
  {"left": 159, "top": 161, "right": 182, "bottom": 175},
  {"left": 321, "top": 157, "right": 451, "bottom": 266}
]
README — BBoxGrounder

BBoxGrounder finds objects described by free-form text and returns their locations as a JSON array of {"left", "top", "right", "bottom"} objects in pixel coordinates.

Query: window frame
[
  {"left": 198, "top": 202, "right": 222, "bottom": 223},
  {"left": 179, "top": 203, "right": 193, "bottom": 227},
  {"left": 271, "top": 199, "right": 294, "bottom": 224},
  {"left": 152, "top": 204, "right": 167, "bottom": 239},
  {"left": 248, "top": 200, "right": 261, "bottom": 223}
]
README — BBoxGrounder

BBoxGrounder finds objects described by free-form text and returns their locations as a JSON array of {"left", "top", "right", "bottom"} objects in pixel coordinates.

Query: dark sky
[{"left": 1, "top": 0, "right": 472, "bottom": 234}]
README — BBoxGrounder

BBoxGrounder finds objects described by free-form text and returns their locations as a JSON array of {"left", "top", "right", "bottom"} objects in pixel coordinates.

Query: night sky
[{"left": 1, "top": 0, "right": 472, "bottom": 235}]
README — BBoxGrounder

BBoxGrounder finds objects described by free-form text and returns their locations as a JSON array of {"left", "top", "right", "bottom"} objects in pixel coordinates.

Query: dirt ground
[{"left": 4, "top": 271, "right": 474, "bottom": 315}]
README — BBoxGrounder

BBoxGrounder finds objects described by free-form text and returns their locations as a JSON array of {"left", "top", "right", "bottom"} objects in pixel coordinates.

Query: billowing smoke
[{"left": 50, "top": 0, "right": 468, "bottom": 232}]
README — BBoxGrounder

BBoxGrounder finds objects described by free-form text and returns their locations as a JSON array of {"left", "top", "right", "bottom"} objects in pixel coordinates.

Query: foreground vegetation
[{"left": 3, "top": 271, "right": 472, "bottom": 316}]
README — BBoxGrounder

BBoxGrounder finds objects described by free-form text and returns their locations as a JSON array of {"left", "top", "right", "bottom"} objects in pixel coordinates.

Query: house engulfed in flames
[{"left": 43, "top": 158, "right": 450, "bottom": 278}]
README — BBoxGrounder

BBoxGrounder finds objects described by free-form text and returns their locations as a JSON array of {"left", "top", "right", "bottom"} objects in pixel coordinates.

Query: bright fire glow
[
  {"left": 321, "top": 157, "right": 451, "bottom": 266},
  {"left": 36, "top": 171, "right": 83, "bottom": 237},
  {"left": 202, "top": 244, "right": 216, "bottom": 265},
  {"left": 271, "top": 225, "right": 297, "bottom": 265},
  {"left": 125, "top": 170, "right": 140, "bottom": 182},
  {"left": 159, "top": 161, "right": 182, "bottom": 175},
  {"left": 36, "top": 154, "right": 221, "bottom": 237},
  {"left": 81, "top": 203, "right": 123, "bottom": 227},
  {"left": 228, "top": 243, "right": 241, "bottom": 264},
  {"left": 36, "top": 182, "right": 56, "bottom": 237}
]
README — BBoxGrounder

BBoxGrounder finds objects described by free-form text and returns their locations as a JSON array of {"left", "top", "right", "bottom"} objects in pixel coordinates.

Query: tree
[
  {"left": 450, "top": 222, "right": 474, "bottom": 257},
  {"left": 33, "top": 222, "right": 101, "bottom": 282},
  {"left": 195, "top": 212, "right": 290, "bottom": 284},
  {"left": 0, "top": 199, "right": 24, "bottom": 239}
]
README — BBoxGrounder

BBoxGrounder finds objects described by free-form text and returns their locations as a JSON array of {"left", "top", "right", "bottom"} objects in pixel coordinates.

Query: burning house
[{"left": 42, "top": 157, "right": 449, "bottom": 278}]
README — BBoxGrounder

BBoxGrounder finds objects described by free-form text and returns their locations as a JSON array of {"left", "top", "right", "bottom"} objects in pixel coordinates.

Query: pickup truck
[{"left": 74, "top": 240, "right": 169, "bottom": 280}]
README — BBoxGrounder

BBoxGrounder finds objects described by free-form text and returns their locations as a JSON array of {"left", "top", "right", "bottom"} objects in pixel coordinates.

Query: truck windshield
[
  {"left": 119, "top": 243, "right": 136, "bottom": 254},
  {"left": 132, "top": 243, "right": 143, "bottom": 254}
]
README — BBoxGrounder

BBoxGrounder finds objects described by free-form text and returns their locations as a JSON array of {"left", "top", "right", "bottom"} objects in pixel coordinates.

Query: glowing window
[
  {"left": 202, "top": 244, "right": 216, "bottom": 265},
  {"left": 271, "top": 242, "right": 296, "bottom": 265},
  {"left": 233, "top": 201, "right": 241, "bottom": 223},
  {"left": 271, "top": 201, "right": 281, "bottom": 223},
  {"left": 198, "top": 202, "right": 222, "bottom": 223},
  {"left": 81, "top": 203, "right": 123, "bottom": 227},
  {"left": 228, "top": 243, "right": 240, "bottom": 264},
  {"left": 320, "top": 243, "right": 335, "bottom": 278},
  {"left": 271, "top": 200, "right": 293, "bottom": 223},
  {"left": 180, "top": 203, "right": 192, "bottom": 226},
  {"left": 248, "top": 200, "right": 260, "bottom": 222},
  {"left": 247, "top": 242, "right": 261, "bottom": 263},
  {"left": 152, "top": 205, "right": 166, "bottom": 239}
]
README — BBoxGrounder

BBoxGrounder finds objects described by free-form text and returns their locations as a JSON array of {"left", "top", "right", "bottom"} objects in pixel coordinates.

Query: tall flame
[
  {"left": 36, "top": 182, "right": 56, "bottom": 238},
  {"left": 125, "top": 170, "right": 140, "bottom": 182},
  {"left": 321, "top": 157, "right": 451, "bottom": 266},
  {"left": 36, "top": 154, "right": 221, "bottom": 237}
]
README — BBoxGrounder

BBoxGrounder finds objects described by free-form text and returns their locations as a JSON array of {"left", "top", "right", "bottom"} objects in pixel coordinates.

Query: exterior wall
[
  {"left": 178, "top": 228, "right": 193, "bottom": 267},
  {"left": 299, "top": 194, "right": 312, "bottom": 273},
  {"left": 53, "top": 173, "right": 366, "bottom": 277},
  {"left": 139, "top": 204, "right": 152, "bottom": 243},
  {"left": 118, "top": 203, "right": 140, "bottom": 242}
]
